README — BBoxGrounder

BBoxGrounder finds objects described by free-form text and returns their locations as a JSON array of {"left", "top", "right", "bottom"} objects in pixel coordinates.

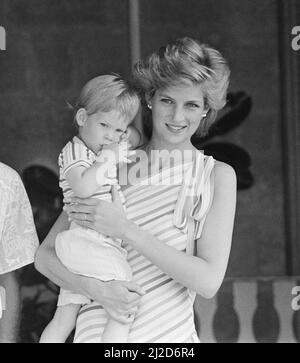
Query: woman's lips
[
  {"left": 166, "top": 124, "right": 187, "bottom": 132},
  {"left": 166, "top": 123, "right": 188, "bottom": 134}
]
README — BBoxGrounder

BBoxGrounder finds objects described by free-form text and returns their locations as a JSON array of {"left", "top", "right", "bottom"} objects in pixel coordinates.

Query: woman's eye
[
  {"left": 187, "top": 103, "right": 199, "bottom": 109},
  {"left": 100, "top": 123, "right": 108, "bottom": 127},
  {"left": 161, "top": 98, "right": 173, "bottom": 105}
]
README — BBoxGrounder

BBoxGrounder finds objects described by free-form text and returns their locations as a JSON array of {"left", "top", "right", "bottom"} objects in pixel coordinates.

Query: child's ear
[{"left": 76, "top": 108, "right": 87, "bottom": 127}]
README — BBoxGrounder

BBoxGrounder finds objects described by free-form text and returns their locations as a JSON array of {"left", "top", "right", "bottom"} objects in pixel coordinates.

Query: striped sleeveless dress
[{"left": 74, "top": 150, "right": 215, "bottom": 343}]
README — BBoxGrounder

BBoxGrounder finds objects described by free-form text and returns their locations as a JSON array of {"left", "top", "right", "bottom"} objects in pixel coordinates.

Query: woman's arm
[
  {"left": 121, "top": 163, "right": 236, "bottom": 298},
  {"left": 35, "top": 212, "right": 144, "bottom": 323},
  {"left": 67, "top": 162, "right": 236, "bottom": 299}
]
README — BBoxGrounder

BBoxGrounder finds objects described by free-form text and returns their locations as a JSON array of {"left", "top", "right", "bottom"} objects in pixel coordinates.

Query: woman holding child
[{"left": 35, "top": 37, "right": 236, "bottom": 343}]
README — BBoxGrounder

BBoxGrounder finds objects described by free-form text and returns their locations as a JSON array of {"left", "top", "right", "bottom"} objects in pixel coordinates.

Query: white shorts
[{"left": 55, "top": 226, "right": 132, "bottom": 306}]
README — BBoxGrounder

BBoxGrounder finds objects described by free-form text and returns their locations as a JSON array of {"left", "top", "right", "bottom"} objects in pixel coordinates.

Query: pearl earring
[
  {"left": 147, "top": 104, "right": 152, "bottom": 110},
  {"left": 202, "top": 113, "right": 207, "bottom": 118}
]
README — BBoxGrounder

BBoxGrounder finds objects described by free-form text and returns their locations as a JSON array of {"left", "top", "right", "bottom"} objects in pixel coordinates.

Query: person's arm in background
[
  {"left": 0, "top": 163, "right": 40, "bottom": 342},
  {"left": 0, "top": 271, "right": 21, "bottom": 343},
  {"left": 35, "top": 212, "right": 144, "bottom": 323}
]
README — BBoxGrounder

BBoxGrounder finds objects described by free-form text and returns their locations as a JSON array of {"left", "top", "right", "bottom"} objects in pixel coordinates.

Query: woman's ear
[
  {"left": 76, "top": 108, "right": 87, "bottom": 127},
  {"left": 202, "top": 107, "right": 210, "bottom": 118},
  {"left": 145, "top": 94, "right": 152, "bottom": 109}
]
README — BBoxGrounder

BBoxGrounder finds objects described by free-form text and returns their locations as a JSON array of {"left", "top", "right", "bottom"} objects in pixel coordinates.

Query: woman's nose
[{"left": 173, "top": 106, "right": 185, "bottom": 123}]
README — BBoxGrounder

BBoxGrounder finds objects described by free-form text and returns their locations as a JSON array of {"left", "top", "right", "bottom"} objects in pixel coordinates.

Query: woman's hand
[
  {"left": 64, "top": 185, "right": 133, "bottom": 239},
  {"left": 88, "top": 279, "right": 145, "bottom": 324}
]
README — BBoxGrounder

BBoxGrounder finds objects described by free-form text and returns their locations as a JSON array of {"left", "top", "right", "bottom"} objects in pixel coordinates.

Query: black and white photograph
[{"left": 0, "top": 0, "right": 300, "bottom": 346}]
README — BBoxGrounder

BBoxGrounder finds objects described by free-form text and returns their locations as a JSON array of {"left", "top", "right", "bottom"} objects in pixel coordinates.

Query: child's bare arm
[{"left": 65, "top": 161, "right": 112, "bottom": 198}]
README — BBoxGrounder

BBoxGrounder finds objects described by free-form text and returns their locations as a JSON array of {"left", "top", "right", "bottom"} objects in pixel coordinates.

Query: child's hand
[
  {"left": 125, "top": 126, "right": 142, "bottom": 148},
  {"left": 120, "top": 131, "right": 129, "bottom": 142},
  {"left": 99, "top": 142, "right": 136, "bottom": 165},
  {"left": 117, "top": 141, "right": 136, "bottom": 164}
]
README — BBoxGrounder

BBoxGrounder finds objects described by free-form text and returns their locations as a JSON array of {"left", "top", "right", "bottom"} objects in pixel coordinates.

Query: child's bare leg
[
  {"left": 39, "top": 304, "right": 81, "bottom": 343},
  {"left": 101, "top": 317, "right": 133, "bottom": 343}
]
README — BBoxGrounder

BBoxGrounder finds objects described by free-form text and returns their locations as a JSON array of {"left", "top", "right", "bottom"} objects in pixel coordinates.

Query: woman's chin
[
  {"left": 161, "top": 136, "right": 192, "bottom": 149},
  {"left": 165, "top": 130, "right": 191, "bottom": 143}
]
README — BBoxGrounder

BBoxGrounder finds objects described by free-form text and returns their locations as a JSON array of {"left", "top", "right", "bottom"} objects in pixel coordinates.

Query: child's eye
[{"left": 100, "top": 123, "right": 108, "bottom": 128}]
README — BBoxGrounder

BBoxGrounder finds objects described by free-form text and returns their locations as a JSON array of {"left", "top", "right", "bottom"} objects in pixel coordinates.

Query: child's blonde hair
[{"left": 73, "top": 74, "right": 140, "bottom": 123}]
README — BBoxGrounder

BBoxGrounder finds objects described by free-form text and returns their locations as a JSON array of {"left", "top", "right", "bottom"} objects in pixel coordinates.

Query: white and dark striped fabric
[
  {"left": 59, "top": 136, "right": 123, "bottom": 203},
  {"left": 74, "top": 151, "right": 215, "bottom": 343}
]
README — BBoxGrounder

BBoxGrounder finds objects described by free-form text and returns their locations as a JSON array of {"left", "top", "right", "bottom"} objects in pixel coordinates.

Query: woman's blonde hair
[
  {"left": 132, "top": 37, "right": 230, "bottom": 136},
  {"left": 73, "top": 74, "right": 140, "bottom": 124}
]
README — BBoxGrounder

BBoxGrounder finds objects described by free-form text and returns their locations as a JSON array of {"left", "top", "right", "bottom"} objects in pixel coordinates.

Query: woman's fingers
[
  {"left": 125, "top": 314, "right": 135, "bottom": 324},
  {"left": 98, "top": 280, "right": 145, "bottom": 324},
  {"left": 128, "top": 306, "right": 139, "bottom": 315},
  {"left": 65, "top": 197, "right": 99, "bottom": 206},
  {"left": 125, "top": 300, "right": 142, "bottom": 311},
  {"left": 106, "top": 304, "right": 137, "bottom": 324},
  {"left": 112, "top": 309, "right": 137, "bottom": 325},
  {"left": 106, "top": 309, "right": 131, "bottom": 325},
  {"left": 111, "top": 185, "right": 124, "bottom": 209},
  {"left": 123, "top": 281, "right": 146, "bottom": 296},
  {"left": 71, "top": 220, "right": 95, "bottom": 230},
  {"left": 68, "top": 212, "right": 94, "bottom": 223},
  {"left": 64, "top": 204, "right": 94, "bottom": 215}
]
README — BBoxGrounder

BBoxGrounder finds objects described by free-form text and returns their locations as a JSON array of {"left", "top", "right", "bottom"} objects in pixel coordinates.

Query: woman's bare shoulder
[{"left": 213, "top": 161, "right": 237, "bottom": 190}]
